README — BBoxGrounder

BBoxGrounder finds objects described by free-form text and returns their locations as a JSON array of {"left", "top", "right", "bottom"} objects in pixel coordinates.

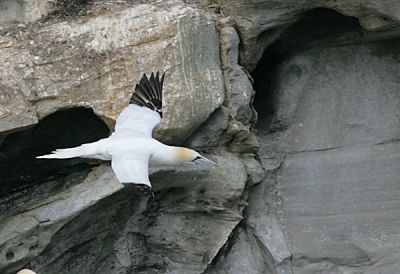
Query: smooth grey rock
[
  {"left": 273, "top": 40, "right": 400, "bottom": 152},
  {"left": 281, "top": 143, "right": 400, "bottom": 267},
  {"left": 216, "top": 0, "right": 400, "bottom": 70},
  {"left": 364, "top": 251, "right": 400, "bottom": 274},
  {"left": 251, "top": 38, "right": 400, "bottom": 273},
  {"left": 250, "top": 21, "right": 400, "bottom": 274}
]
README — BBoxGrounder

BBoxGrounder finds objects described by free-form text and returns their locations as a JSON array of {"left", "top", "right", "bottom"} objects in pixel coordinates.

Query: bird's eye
[{"left": 191, "top": 156, "right": 201, "bottom": 162}]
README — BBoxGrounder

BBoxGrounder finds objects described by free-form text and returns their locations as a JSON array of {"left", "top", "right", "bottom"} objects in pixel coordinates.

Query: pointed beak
[{"left": 194, "top": 156, "right": 217, "bottom": 165}]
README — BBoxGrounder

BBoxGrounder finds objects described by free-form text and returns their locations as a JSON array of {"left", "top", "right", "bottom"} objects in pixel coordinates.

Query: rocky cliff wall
[{"left": 0, "top": 1, "right": 399, "bottom": 274}]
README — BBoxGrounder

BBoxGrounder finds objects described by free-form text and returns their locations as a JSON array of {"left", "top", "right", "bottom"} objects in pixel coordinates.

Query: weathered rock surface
[
  {"left": 219, "top": 18, "right": 255, "bottom": 125},
  {"left": 0, "top": 1, "right": 224, "bottom": 143},
  {"left": 0, "top": 0, "right": 55, "bottom": 28},
  {"left": 21, "top": 152, "right": 246, "bottom": 274},
  {"left": 0, "top": 164, "right": 122, "bottom": 274},
  {"left": 2, "top": 0, "right": 400, "bottom": 274}
]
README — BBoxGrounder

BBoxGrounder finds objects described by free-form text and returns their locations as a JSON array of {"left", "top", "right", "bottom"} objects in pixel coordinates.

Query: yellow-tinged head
[
  {"left": 16, "top": 270, "right": 37, "bottom": 274},
  {"left": 172, "top": 147, "right": 216, "bottom": 165}
]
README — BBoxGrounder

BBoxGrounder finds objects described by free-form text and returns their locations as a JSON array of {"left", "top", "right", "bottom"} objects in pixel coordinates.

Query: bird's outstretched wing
[
  {"left": 111, "top": 154, "right": 154, "bottom": 197},
  {"left": 131, "top": 71, "right": 164, "bottom": 117},
  {"left": 114, "top": 72, "right": 165, "bottom": 137},
  {"left": 111, "top": 154, "right": 151, "bottom": 187}
]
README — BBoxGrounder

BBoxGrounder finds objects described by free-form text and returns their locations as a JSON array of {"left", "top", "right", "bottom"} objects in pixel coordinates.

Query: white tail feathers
[
  {"left": 37, "top": 146, "right": 87, "bottom": 159},
  {"left": 36, "top": 140, "right": 109, "bottom": 161}
]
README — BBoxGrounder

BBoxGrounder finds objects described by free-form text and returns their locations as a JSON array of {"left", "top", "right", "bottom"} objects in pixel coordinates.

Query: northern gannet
[{"left": 37, "top": 72, "right": 215, "bottom": 196}]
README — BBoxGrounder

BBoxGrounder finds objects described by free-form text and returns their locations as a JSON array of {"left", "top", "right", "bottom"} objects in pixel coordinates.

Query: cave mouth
[
  {"left": 0, "top": 107, "right": 110, "bottom": 197},
  {"left": 252, "top": 8, "right": 364, "bottom": 131}
]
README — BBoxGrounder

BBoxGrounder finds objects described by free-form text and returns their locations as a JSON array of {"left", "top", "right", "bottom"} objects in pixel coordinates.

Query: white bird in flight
[{"left": 37, "top": 72, "right": 215, "bottom": 197}]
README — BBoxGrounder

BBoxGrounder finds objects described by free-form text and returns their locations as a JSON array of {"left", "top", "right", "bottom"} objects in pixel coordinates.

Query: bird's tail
[{"left": 37, "top": 144, "right": 91, "bottom": 159}]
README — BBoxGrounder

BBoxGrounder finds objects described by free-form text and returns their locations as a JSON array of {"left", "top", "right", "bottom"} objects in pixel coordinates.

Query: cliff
[{"left": 0, "top": 1, "right": 399, "bottom": 273}]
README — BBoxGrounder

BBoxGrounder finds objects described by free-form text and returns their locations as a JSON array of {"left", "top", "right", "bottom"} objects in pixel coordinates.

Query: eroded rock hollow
[{"left": 1, "top": 1, "right": 400, "bottom": 274}]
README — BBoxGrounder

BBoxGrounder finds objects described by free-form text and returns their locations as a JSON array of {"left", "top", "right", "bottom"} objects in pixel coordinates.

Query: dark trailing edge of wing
[{"left": 130, "top": 72, "right": 165, "bottom": 117}]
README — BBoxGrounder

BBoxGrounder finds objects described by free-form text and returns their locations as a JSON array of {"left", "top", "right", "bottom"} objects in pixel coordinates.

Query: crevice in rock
[
  {"left": 44, "top": 0, "right": 147, "bottom": 22},
  {"left": 247, "top": 225, "right": 279, "bottom": 274},
  {"left": 0, "top": 107, "right": 110, "bottom": 197},
  {"left": 47, "top": 0, "right": 94, "bottom": 19},
  {"left": 201, "top": 220, "right": 243, "bottom": 274},
  {"left": 252, "top": 46, "right": 284, "bottom": 132},
  {"left": 286, "top": 146, "right": 341, "bottom": 155},
  {"left": 374, "top": 138, "right": 400, "bottom": 146}
]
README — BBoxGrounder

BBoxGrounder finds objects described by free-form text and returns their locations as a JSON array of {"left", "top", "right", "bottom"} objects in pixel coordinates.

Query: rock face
[
  {"left": 217, "top": 0, "right": 400, "bottom": 70},
  {"left": 0, "top": 0, "right": 55, "bottom": 28},
  {"left": 0, "top": 165, "right": 122, "bottom": 273},
  {"left": 24, "top": 154, "right": 246, "bottom": 274},
  {"left": 0, "top": 1, "right": 224, "bottom": 143},
  {"left": 226, "top": 7, "right": 400, "bottom": 274},
  {"left": 1, "top": 1, "right": 400, "bottom": 274},
  {"left": 267, "top": 39, "right": 400, "bottom": 274}
]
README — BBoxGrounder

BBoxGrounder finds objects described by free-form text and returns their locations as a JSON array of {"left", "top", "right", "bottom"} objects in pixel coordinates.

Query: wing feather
[
  {"left": 115, "top": 104, "right": 160, "bottom": 137},
  {"left": 111, "top": 155, "right": 151, "bottom": 187},
  {"left": 115, "top": 72, "right": 165, "bottom": 137},
  {"left": 130, "top": 72, "right": 164, "bottom": 117}
]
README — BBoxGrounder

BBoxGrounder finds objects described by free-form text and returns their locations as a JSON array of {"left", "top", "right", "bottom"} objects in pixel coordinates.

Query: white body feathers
[
  {"left": 36, "top": 73, "right": 214, "bottom": 191},
  {"left": 38, "top": 105, "right": 176, "bottom": 188}
]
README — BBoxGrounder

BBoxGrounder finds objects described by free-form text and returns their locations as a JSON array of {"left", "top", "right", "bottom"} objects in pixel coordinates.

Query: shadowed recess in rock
[
  {"left": 252, "top": 47, "right": 283, "bottom": 126},
  {"left": 48, "top": 0, "right": 92, "bottom": 18},
  {"left": 268, "top": 8, "right": 363, "bottom": 54},
  {"left": 252, "top": 8, "right": 363, "bottom": 131},
  {"left": 0, "top": 107, "right": 110, "bottom": 196}
]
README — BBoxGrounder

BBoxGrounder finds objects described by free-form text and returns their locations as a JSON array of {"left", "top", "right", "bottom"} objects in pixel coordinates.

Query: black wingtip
[
  {"left": 130, "top": 71, "right": 165, "bottom": 117},
  {"left": 123, "top": 183, "right": 154, "bottom": 198}
]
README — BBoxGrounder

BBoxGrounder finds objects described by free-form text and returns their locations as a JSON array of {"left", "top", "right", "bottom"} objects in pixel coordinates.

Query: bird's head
[
  {"left": 173, "top": 147, "right": 216, "bottom": 165},
  {"left": 16, "top": 270, "right": 37, "bottom": 274}
]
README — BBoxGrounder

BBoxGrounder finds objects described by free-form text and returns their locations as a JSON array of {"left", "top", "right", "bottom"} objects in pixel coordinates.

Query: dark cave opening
[
  {"left": 251, "top": 8, "right": 363, "bottom": 131},
  {"left": 252, "top": 48, "right": 284, "bottom": 127},
  {"left": 0, "top": 107, "right": 110, "bottom": 197}
]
